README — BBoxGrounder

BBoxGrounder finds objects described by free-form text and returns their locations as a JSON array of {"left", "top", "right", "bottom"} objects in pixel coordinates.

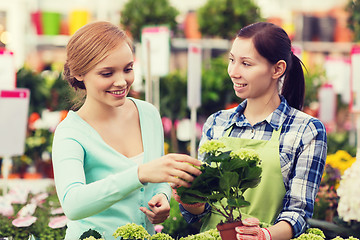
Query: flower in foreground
[
  {"left": 113, "top": 223, "right": 150, "bottom": 239},
  {"left": 230, "top": 148, "right": 261, "bottom": 164},
  {"left": 198, "top": 140, "right": 225, "bottom": 155}
]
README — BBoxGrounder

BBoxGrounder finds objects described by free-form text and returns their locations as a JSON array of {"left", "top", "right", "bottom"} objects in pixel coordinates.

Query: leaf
[
  {"left": 220, "top": 172, "right": 239, "bottom": 192},
  {"left": 243, "top": 166, "right": 262, "bottom": 180},
  {"left": 227, "top": 196, "right": 250, "bottom": 208},
  {"left": 240, "top": 178, "right": 262, "bottom": 190},
  {"left": 79, "top": 229, "right": 102, "bottom": 239},
  {"left": 221, "top": 159, "right": 248, "bottom": 171},
  {"left": 205, "top": 152, "right": 230, "bottom": 163}
]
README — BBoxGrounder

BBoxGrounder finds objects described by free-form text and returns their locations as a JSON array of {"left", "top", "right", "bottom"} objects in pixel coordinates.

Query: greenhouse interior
[{"left": 0, "top": 0, "right": 360, "bottom": 239}]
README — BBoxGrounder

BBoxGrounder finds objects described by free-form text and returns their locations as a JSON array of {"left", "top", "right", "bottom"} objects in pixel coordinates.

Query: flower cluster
[
  {"left": 230, "top": 149, "right": 261, "bottom": 164},
  {"left": 179, "top": 229, "right": 221, "bottom": 240},
  {"left": 337, "top": 159, "right": 360, "bottom": 222},
  {"left": 293, "top": 228, "right": 358, "bottom": 240},
  {"left": 113, "top": 223, "right": 151, "bottom": 240},
  {"left": 198, "top": 140, "right": 226, "bottom": 155},
  {"left": 326, "top": 150, "right": 356, "bottom": 176}
]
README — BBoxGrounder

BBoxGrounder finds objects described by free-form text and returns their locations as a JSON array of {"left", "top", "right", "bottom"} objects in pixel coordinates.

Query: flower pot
[{"left": 216, "top": 221, "right": 243, "bottom": 240}]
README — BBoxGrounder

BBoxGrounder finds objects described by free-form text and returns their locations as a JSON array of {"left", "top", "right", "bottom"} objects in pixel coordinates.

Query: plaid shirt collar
[{"left": 224, "top": 95, "right": 291, "bottom": 131}]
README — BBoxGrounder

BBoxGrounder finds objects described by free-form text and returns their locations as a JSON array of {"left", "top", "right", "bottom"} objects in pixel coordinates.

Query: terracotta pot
[{"left": 217, "top": 221, "right": 243, "bottom": 240}]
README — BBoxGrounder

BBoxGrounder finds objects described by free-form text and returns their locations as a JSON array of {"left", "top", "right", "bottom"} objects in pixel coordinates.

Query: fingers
[
  {"left": 140, "top": 196, "right": 170, "bottom": 224},
  {"left": 242, "top": 217, "right": 260, "bottom": 227},
  {"left": 235, "top": 218, "right": 262, "bottom": 240},
  {"left": 171, "top": 154, "right": 202, "bottom": 166}
]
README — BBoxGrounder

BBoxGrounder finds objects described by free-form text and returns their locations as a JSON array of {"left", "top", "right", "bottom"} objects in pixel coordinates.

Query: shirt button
[{"left": 140, "top": 188, "right": 144, "bottom": 192}]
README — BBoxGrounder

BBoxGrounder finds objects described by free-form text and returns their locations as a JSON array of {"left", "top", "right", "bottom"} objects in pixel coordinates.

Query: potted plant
[
  {"left": 120, "top": 0, "right": 179, "bottom": 42},
  {"left": 176, "top": 140, "right": 262, "bottom": 240},
  {"left": 346, "top": 0, "right": 360, "bottom": 42},
  {"left": 113, "top": 223, "right": 174, "bottom": 240},
  {"left": 196, "top": 0, "right": 262, "bottom": 39}
]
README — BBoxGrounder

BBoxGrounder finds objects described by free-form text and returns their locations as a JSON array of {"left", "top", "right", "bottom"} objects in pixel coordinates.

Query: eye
[
  {"left": 124, "top": 67, "right": 133, "bottom": 73},
  {"left": 243, "top": 62, "right": 251, "bottom": 66},
  {"left": 229, "top": 57, "right": 234, "bottom": 63},
  {"left": 100, "top": 72, "right": 113, "bottom": 77}
]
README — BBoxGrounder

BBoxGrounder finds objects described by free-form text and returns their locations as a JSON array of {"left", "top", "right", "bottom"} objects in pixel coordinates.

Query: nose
[
  {"left": 228, "top": 62, "right": 241, "bottom": 79},
  {"left": 113, "top": 73, "right": 127, "bottom": 87}
]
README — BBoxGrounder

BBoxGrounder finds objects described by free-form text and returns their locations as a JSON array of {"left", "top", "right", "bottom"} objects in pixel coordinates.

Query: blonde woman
[{"left": 52, "top": 21, "right": 201, "bottom": 239}]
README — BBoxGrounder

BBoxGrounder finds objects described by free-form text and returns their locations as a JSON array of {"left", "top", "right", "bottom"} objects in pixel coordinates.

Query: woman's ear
[
  {"left": 75, "top": 75, "right": 84, "bottom": 81},
  {"left": 272, "top": 60, "right": 286, "bottom": 79}
]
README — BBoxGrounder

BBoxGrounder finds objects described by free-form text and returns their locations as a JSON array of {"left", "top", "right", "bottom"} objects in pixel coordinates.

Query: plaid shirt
[{"left": 180, "top": 96, "right": 327, "bottom": 237}]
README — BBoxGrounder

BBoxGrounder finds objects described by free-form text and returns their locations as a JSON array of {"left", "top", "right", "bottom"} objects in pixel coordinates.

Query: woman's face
[
  {"left": 228, "top": 37, "right": 277, "bottom": 101},
  {"left": 77, "top": 42, "right": 134, "bottom": 109}
]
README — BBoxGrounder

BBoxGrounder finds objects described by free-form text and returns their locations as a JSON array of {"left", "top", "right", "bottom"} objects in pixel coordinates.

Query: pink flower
[
  {"left": 12, "top": 216, "right": 37, "bottom": 227},
  {"left": 154, "top": 224, "right": 164, "bottom": 233},
  {"left": 162, "top": 117, "right": 173, "bottom": 135}
]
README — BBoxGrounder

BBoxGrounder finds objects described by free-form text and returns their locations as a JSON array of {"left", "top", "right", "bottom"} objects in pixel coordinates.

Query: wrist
[{"left": 262, "top": 228, "right": 272, "bottom": 240}]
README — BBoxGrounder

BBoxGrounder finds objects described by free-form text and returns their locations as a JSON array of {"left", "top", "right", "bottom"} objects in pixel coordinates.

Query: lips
[
  {"left": 108, "top": 89, "right": 126, "bottom": 95},
  {"left": 234, "top": 83, "right": 247, "bottom": 88},
  {"left": 106, "top": 89, "right": 127, "bottom": 97}
]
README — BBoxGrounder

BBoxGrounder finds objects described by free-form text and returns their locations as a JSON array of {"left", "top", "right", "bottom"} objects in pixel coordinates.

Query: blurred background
[{"left": 0, "top": 0, "right": 360, "bottom": 239}]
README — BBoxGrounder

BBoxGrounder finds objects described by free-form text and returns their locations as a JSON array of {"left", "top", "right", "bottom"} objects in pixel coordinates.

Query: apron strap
[{"left": 224, "top": 125, "right": 282, "bottom": 140}]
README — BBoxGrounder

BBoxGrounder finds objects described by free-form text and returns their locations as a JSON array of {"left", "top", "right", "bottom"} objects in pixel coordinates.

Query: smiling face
[
  {"left": 76, "top": 42, "right": 134, "bottom": 109},
  {"left": 228, "top": 37, "right": 278, "bottom": 101}
]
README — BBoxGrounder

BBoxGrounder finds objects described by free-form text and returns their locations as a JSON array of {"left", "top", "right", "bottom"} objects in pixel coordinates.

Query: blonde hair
[{"left": 63, "top": 21, "right": 132, "bottom": 90}]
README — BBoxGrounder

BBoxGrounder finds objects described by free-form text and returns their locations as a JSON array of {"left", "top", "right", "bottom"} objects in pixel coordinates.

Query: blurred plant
[
  {"left": 197, "top": 0, "right": 262, "bottom": 39},
  {"left": 313, "top": 185, "right": 339, "bottom": 221},
  {"left": 179, "top": 229, "right": 221, "bottom": 240},
  {"left": 200, "top": 55, "right": 239, "bottom": 117},
  {"left": 327, "top": 132, "right": 357, "bottom": 157},
  {"left": 120, "top": 0, "right": 179, "bottom": 42},
  {"left": 113, "top": 223, "right": 150, "bottom": 239},
  {"left": 16, "top": 67, "right": 50, "bottom": 114},
  {"left": 0, "top": 186, "right": 66, "bottom": 239},
  {"left": 313, "top": 149, "right": 356, "bottom": 223},
  {"left": 337, "top": 160, "right": 360, "bottom": 223},
  {"left": 346, "top": 0, "right": 360, "bottom": 41},
  {"left": 326, "top": 150, "right": 356, "bottom": 176},
  {"left": 160, "top": 197, "right": 200, "bottom": 238},
  {"left": 303, "top": 67, "right": 326, "bottom": 110}
]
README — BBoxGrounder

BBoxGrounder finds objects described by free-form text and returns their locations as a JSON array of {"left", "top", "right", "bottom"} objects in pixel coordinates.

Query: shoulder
[
  {"left": 284, "top": 107, "right": 327, "bottom": 142},
  {"left": 53, "top": 111, "right": 91, "bottom": 140},
  {"left": 129, "top": 97, "right": 159, "bottom": 117},
  {"left": 205, "top": 107, "right": 239, "bottom": 125}
]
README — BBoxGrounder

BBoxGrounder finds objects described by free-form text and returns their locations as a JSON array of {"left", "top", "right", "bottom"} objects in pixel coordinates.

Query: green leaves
[{"left": 176, "top": 142, "right": 263, "bottom": 224}]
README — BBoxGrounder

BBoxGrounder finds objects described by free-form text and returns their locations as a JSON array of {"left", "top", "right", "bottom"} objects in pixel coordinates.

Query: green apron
[{"left": 201, "top": 126, "right": 286, "bottom": 231}]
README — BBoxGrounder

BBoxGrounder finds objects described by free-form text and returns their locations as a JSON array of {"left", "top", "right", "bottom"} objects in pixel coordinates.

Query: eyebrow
[
  {"left": 97, "top": 61, "right": 134, "bottom": 71},
  {"left": 229, "top": 52, "right": 253, "bottom": 61}
]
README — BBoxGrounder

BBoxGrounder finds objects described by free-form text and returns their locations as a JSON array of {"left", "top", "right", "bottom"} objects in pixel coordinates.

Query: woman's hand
[
  {"left": 139, "top": 194, "right": 170, "bottom": 224},
  {"left": 138, "top": 153, "right": 202, "bottom": 187},
  {"left": 235, "top": 218, "right": 271, "bottom": 240}
]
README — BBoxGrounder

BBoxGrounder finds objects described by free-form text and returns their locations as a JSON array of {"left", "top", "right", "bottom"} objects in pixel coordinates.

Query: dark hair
[{"left": 237, "top": 22, "right": 305, "bottom": 110}]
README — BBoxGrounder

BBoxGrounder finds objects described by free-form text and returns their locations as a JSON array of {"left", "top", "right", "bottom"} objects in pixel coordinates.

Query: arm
[
  {"left": 276, "top": 119, "right": 327, "bottom": 237},
  {"left": 52, "top": 132, "right": 144, "bottom": 220}
]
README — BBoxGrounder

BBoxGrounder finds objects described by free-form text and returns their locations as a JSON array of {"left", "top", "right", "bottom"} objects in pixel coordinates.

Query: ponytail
[{"left": 281, "top": 53, "right": 305, "bottom": 111}]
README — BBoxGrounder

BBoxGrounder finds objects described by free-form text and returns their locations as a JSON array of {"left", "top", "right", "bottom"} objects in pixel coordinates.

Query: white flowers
[{"left": 337, "top": 159, "right": 360, "bottom": 222}]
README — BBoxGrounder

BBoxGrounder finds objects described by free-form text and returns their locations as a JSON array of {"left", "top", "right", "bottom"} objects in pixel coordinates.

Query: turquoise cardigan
[{"left": 52, "top": 98, "right": 171, "bottom": 239}]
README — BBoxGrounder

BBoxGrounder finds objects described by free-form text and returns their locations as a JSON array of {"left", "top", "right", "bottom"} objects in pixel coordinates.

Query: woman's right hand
[{"left": 138, "top": 153, "right": 202, "bottom": 187}]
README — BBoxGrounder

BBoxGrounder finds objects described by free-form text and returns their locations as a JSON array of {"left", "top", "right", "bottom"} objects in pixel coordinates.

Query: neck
[
  {"left": 244, "top": 91, "right": 280, "bottom": 125},
  {"left": 77, "top": 98, "right": 129, "bottom": 124}
]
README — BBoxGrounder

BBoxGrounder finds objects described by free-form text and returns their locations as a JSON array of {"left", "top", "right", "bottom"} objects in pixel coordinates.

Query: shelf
[
  {"left": 171, "top": 38, "right": 231, "bottom": 50},
  {"left": 293, "top": 41, "right": 354, "bottom": 54},
  {"left": 30, "top": 35, "right": 355, "bottom": 54}
]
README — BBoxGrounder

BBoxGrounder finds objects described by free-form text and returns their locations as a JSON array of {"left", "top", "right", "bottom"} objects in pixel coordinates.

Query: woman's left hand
[
  {"left": 139, "top": 194, "right": 170, "bottom": 224},
  {"left": 235, "top": 218, "right": 271, "bottom": 240}
]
